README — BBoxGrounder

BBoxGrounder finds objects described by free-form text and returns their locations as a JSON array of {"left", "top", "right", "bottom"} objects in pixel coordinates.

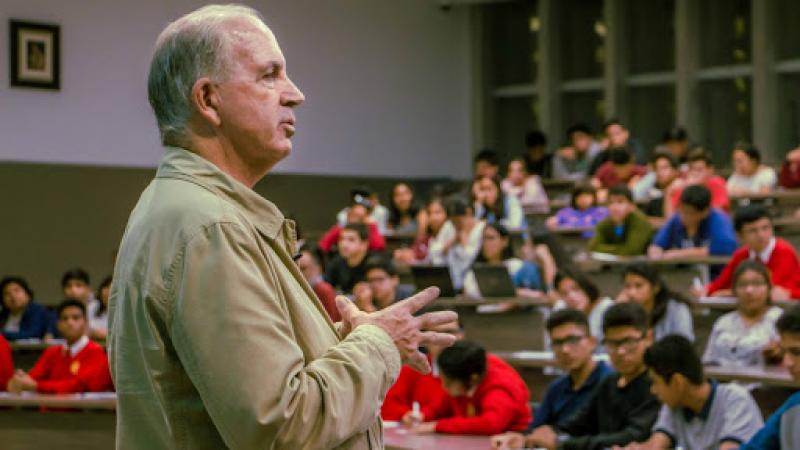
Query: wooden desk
[
  {"left": 705, "top": 365, "right": 798, "bottom": 388},
  {"left": 495, "top": 350, "right": 798, "bottom": 388},
  {"left": 384, "top": 423, "right": 490, "bottom": 450},
  {"left": 0, "top": 392, "right": 117, "bottom": 410},
  {"left": 693, "top": 297, "right": 796, "bottom": 312},
  {"left": 435, "top": 297, "right": 551, "bottom": 308},
  {"left": 9, "top": 339, "right": 59, "bottom": 352}
]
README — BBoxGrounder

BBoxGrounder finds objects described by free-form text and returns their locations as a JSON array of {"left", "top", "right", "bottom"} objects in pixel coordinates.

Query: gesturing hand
[{"left": 336, "top": 287, "right": 458, "bottom": 374}]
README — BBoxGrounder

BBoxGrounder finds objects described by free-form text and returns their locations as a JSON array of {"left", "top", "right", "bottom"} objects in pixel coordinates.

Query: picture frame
[{"left": 9, "top": 20, "right": 60, "bottom": 90}]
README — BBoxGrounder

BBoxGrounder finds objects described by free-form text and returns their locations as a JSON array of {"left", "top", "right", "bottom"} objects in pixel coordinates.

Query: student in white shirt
[
  {"left": 703, "top": 261, "right": 784, "bottom": 368},
  {"left": 726, "top": 143, "right": 777, "bottom": 195},
  {"left": 87, "top": 276, "right": 112, "bottom": 340},
  {"left": 443, "top": 196, "right": 486, "bottom": 291},
  {"left": 619, "top": 263, "right": 694, "bottom": 341}
]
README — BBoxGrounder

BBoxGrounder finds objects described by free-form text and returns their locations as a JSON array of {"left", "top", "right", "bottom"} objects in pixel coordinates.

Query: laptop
[
  {"left": 472, "top": 264, "right": 517, "bottom": 298},
  {"left": 410, "top": 265, "right": 457, "bottom": 298}
]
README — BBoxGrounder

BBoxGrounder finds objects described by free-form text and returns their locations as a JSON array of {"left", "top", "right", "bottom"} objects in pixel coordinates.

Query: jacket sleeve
[
  {"left": 434, "top": 388, "right": 522, "bottom": 435},
  {"left": 27, "top": 347, "right": 55, "bottom": 382},
  {"left": 770, "top": 246, "right": 800, "bottom": 298},
  {"left": 169, "top": 222, "right": 401, "bottom": 449},
  {"left": 368, "top": 223, "right": 386, "bottom": 251},
  {"left": 708, "top": 214, "right": 739, "bottom": 256},
  {"left": 562, "top": 390, "right": 660, "bottom": 450}
]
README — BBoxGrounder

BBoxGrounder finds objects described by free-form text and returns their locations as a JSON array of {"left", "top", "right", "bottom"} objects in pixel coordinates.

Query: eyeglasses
[
  {"left": 734, "top": 280, "right": 768, "bottom": 290},
  {"left": 552, "top": 335, "right": 586, "bottom": 349},
  {"left": 602, "top": 335, "right": 644, "bottom": 352}
]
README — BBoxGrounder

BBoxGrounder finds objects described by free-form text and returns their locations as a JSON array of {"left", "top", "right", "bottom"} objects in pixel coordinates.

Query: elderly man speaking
[{"left": 108, "top": 4, "right": 456, "bottom": 449}]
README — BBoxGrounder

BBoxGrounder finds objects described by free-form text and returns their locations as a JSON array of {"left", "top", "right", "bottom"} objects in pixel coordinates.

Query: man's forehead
[
  {"left": 225, "top": 20, "right": 285, "bottom": 65},
  {"left": 604, "top": 326, "right": 643, "bottom": 338}
]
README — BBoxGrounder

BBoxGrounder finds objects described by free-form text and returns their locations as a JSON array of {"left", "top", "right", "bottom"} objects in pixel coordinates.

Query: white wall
[{"left": 0, "top": 0, "right": 472, "bottom": 178}]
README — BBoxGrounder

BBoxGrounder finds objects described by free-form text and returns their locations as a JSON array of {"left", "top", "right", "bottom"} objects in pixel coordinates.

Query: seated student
[
  {"left": 592, "top": 147, "right": 647, "bottom": 189},
  {"left": 704, "top": 204, "right": 800, "bottom": 300},
  {"left": 444, "top": 196, "right": 486, "bottom": 291},
  {"left": 474, "top": 148, "right": 501, "bottom": 179},
  {"left": 521, "top": 303, "right": 660, "bottom": 450},
  {"left": 740, "top": 304, "right": 800, "bottom": 449},
  {"left": 553, "top": 269, "right": 615, "bottom": 346},
  {"left": 296, "top": 244, "right": 340, "bottom": 322},
  {"left": 703, "top": 261, "right": 784, "bottom": 367},
  {"left": 409, "top": 340, "right": 532, "bottom": 435},
  {"left": 323, "top": 223, "right": 373, "bottom": 294},
  {"left": 88, "top": 276, "right": 112, "bottom": 340},
  {"left": 463, "top": 223, "right": 543, "bottom": 299},
  {"left": 552, "top": 123, "right": 603, "bottom": 181},
  {"left": 321, "top": 196, "right": 386, "bottom": 253},
  {"left": 336, "top": 186, "right": 389, "bottom": 234},
  {"left": 778, "top": 145, "right": 800, "bottom": 189},
  {"left": 387, "top": 182, "right": 425, "bottom": 235},
  {"left": 727, "top": 142, "right": 777, "bottom": 195},
  {"left": 523, "top": 131, "right": 552, "bottom": 178},
  {"left": 491, "top": 309, "right": 614, "bottom": 450},
  {"left": 472, "top": 176, "right": 527, "bottom": 230},
  {"left": 6, "top": 299, "right": 113, "bottom": 394},
  {"left": 661, "top": 126, "right": 691, "bottom": 165},
  {"left": 620, "top": 264, "right": 694, "bottom": 341},
  {"left": 632, "top": 152, "right": 681, "bottom": 222},
  {"left": 647, "top": 184, "right": 738, "bottom": 260},
  {"left": 353, "top": 256, "right": 414, "bottom": 312},
  {"left": 588, "top": 186, "right": 654, "bottom": 256},
  {"left": 501, "top": 158, "right": 550, "bottom": 213},
  {"left": 382, "top": 319, "right": 464, "bottom": 422},
  {"left": 395, "top": 196, "right": 456, "bottom": 266},
  {"left": 62, "top": 268, "right": 94, "bottom": 305},
  {"left": 0, "top": 276, "right": 50, "bottom": 341},
  {"left": 666, "top": 148, "right": 729, "bottom": 215},
  {"left": 546, "top": 184, "right": 608, "bottom": 238},
  {"left": 619, "top": 335, "right": 763, "bottom": 450},
  {"left": 0, "top": 335, "right": 13, "bottom": 390}
]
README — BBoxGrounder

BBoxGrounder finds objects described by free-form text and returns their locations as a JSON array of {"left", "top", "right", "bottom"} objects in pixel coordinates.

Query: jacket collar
[{"left": 155, "top": 146, "right": 285, "bottom": 240}]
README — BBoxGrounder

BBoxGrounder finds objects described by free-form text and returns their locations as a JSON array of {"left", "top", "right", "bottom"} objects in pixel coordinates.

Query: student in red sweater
[
  {"left": 703, "top": 205, "right": 800, "bottom": 300},
  {"left": 6, "top": 299, "right": 113, "bottom": 394},
  {"left": 666, "top": 148, "right": 730, "bottom": 216},
  {"left": 318, "top": 198, "right": 385, "bottom": 253},
  {"left": 0, "top": 335, "right": 13, "bottom": 389},
  {"left": 409, "top": 340, "right": 531, "bottom": 436},
  {"left": 381, "top": 319, "right": 464, "bottom": 421}
]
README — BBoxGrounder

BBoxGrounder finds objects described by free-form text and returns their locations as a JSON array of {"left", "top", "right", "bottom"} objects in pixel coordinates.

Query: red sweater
[
  {"left": 318, "top": 223, "right": 386, "bottom": 253},
  {"left": 381, "top": 358, "right": 448, "bottom": 421},
  {"left": 779, "top": 160, "right": 800, "bottom": 188},
  {"left": 671, "top": 176, "right": 730, "bottom": 212},
  {"left": 29, "top": 340, "right": 114, "bottom": 394},
  {"left": 0, "top": 335, "right": 13, "bottom": 389},
  {"left": 708, "top": 238, "right": 800, "bottom": 298},
  {"left": 428, "top": 354, "right": 532, "bottom": 435}
]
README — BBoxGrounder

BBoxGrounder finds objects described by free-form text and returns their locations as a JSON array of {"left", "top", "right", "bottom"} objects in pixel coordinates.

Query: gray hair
[{"left": 147, "top": 4, "right": 266, "bottom": 146}]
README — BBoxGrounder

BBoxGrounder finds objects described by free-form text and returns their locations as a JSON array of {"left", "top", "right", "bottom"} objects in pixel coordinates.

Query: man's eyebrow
[{"left": 260, "top": 61, "right": 283, "bottom": 73}]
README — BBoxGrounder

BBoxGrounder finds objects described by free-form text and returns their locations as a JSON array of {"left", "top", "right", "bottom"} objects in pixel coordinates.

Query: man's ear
[{"left": 190, "top": 77, "right": 222, "bottom": 128}]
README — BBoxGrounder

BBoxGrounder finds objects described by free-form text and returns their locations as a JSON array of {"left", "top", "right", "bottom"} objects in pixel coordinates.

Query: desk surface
[
  {"left": 694, "top": 297, "right": 797, "bottom": 311},
  {"left": 9, "top": 339, "right": 62, "bottom": 352},
  {"left": 580, "top": 254, "right": 730, "bottom": 267},
  {"left": 0, "top": 392, "right": 117, "bottom": 410},
  {"left": 435, "top": 296, "right": 551, "bottom": 308},
  {"left": 495, "top": 350, "right": 797, "bottom": 387},
  {"left": 384, "top": 423, "right": 490, "bottom": 450}
]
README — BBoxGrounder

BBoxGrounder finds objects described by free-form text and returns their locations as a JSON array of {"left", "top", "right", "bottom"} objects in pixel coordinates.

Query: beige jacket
[{"left": 108, "top": 147, "right": 400, "bottom": 449}]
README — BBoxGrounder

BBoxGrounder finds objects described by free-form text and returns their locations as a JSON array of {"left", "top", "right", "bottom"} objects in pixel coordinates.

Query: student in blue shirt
[
  {"left": 648, "top": 184, "right": 738, "bottom": 260},
  {"left": 490, "top": 308, "right": 613, "bottom": 449},
  {"left": 0, "top": 277, "right": 51, "bottom": 341},
  {"left": 740, "top": 304, "right": 800, "bottom": 449}
]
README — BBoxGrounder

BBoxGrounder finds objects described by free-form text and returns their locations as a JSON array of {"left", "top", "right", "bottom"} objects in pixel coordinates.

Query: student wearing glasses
[
  {"left": 703, "top": 261, "right": 784, "bottom": 368},
  {"left": 740, "top": 304, "right": 800, "bottom": 449},
  {"left": 491, "top": 309, "right": 613, "bottom": 449},
  {"left": 617, "top": 335, "right": 763, "bottom": 450},
  {"left": 511, "top": 303, "right": 660, "bottom": 450},
  {"left": 352, "top": 256, "right": 414, "bottom": 313}
]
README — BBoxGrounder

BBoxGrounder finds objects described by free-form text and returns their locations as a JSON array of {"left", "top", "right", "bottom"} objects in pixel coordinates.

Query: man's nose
[{"left": 283, "top": 77, "right": 305, "bottom": 107}]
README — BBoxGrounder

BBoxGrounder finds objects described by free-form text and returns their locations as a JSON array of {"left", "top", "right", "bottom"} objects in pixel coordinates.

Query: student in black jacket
[{"left": 525, "top": 302, "right": 660, "bottom": 450}]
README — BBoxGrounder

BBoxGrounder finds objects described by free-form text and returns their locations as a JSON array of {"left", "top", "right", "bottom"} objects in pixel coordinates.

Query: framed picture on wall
[{"left": 9, "top": 20, "right": 60, "bottom": 90}]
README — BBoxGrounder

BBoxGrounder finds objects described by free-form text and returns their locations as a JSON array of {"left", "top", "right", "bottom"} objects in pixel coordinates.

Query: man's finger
[
  {"left": 406, "top": 350, "right": 432, "bottom": 374},
  {"left": 418, "top": 310, "right": 458, "bottom": 329},
  {"left": 397, "top": 286, "right": 440, "bottom": 314},
  {"left": 335, "top": 296, "right": 357, "bottom": 317},
  {"left": 418, "top": 331, "right": 457, "bottom": 348}
]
